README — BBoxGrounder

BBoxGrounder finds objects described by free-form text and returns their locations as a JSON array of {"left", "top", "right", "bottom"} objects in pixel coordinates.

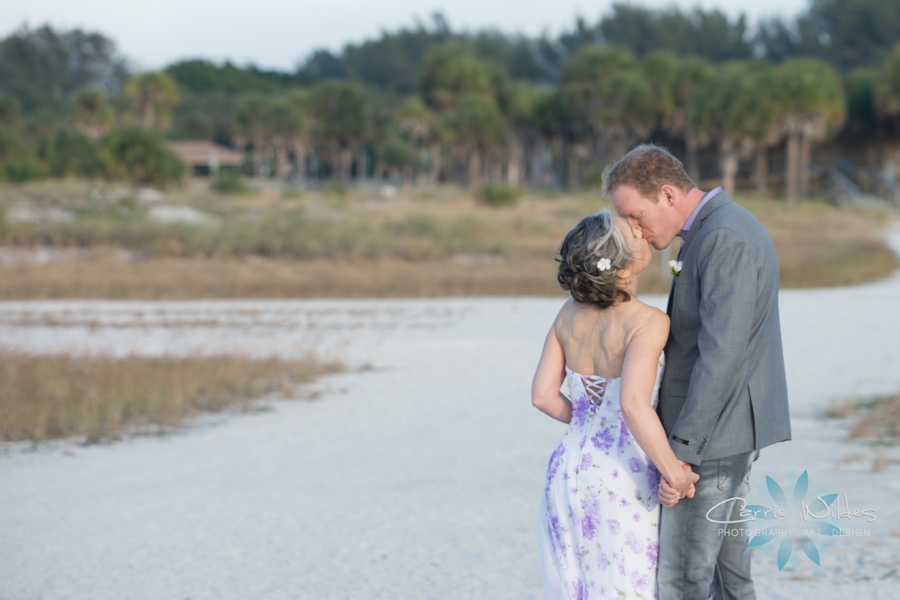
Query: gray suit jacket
[{"left": 659, "top": 192, "right": 791, "bottom": 465}]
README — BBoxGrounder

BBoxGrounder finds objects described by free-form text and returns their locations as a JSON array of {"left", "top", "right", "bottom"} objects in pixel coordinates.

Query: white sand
[{"left": 1, "top": 228, "right": 899, "bottom": 599}]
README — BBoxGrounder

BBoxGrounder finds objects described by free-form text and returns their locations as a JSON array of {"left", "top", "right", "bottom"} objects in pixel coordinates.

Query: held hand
[{"left": 658, "top": 462, "right": 699, "bottom": 506}]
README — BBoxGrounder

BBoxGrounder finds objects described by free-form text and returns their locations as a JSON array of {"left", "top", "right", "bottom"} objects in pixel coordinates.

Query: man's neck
[{"left": 677, "top": 188, "right": 708, "bottom": 231}]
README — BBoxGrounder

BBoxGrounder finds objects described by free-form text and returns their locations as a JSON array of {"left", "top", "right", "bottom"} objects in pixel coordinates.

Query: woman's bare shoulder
[{"left": 626, "top": 300, "right": 669, "bottom": 333}]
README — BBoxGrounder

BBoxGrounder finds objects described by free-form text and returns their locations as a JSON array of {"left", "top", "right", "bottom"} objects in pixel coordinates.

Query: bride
[{"left": 532, "top": 210, "right": 698, "bottom": 599}]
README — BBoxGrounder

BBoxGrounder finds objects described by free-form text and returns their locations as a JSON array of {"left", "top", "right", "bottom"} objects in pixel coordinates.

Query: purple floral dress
[{"left": 539, "top": 353, "right": 664, "bottom": 600}]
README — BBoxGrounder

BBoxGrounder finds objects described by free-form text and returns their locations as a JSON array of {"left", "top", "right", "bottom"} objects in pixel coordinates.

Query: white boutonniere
[{"left": 669, "top": 260, "right": 683, "bottom": 276}]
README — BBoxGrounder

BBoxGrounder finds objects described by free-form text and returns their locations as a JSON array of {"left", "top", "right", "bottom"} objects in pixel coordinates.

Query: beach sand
[{"left": 1, "top": 228, "right": 899, "bottom": 599}]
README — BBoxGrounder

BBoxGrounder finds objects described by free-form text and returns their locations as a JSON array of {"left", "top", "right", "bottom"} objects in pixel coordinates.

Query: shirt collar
[{"left": 681, "top": 186, "right": 722, "bottom": 238}]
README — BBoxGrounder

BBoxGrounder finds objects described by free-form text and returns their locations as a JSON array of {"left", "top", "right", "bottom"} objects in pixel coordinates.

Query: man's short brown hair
[{"left": 601, "top": 144, "right": 695, "bottom": 201}]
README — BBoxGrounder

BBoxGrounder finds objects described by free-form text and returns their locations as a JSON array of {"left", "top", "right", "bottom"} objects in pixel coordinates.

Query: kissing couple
[{"left": 532, "top": 145, "right": 792, "bottom": 599}]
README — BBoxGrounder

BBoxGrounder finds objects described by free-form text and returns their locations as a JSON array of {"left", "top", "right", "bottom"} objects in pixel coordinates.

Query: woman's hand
[{"left": 658, "top": 461, "right": 698, "bottom": 507}]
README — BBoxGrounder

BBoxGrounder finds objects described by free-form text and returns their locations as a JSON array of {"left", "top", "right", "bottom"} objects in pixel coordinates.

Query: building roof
[{"left": 168, "top": 140, "right": 244, "bottom": 167}]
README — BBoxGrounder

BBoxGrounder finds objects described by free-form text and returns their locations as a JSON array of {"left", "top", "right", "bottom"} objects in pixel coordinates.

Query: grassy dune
[
  {"left": 0, "top": 353, "right": 343, "bottom": 443},
  {"left": 0, "top": 180, "right": 896, "bottom": 299}
]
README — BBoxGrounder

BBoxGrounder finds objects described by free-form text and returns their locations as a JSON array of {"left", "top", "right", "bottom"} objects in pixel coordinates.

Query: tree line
[{"left": 1, "top": 0, "right": 899, "bottom": 196}]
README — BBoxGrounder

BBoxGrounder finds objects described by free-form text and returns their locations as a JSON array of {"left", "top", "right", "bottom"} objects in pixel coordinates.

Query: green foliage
[
  {"left": 444, "top": 95, "right": 505, "bottom": 148},
  {"left": 846, "top": 68, "right": 878, "bottom": 127},
  {"left": 0, "top": 93, "right": 21, "bottom": 125},
  {"left": 36, "top": 128, "right": 103, "bottom": 177},
  {"left": 380, "top": 139, "right": 413, "bottom": 168},
  {"left": 420, "top": 45, "right": 495, "bottom": 110},
  {"left": 98, "top": 127, "right": 183, "bottom": 187},
  {"left": 0, "top": 25, "right": 128, "bottom": 114},
  {"left": 166, "top": 59, "right": 309, "bottom": 94},
  {"left": 875, "top": 44, "right": 900, "bottom": 118},
  {"left": 476, "top": 182, "right": 524, "bottom": 207},
  {"left": 690, "top": 62, "right": 776, "bottom": 143},
  {"left": 126, "top": 71, "right": 180, "bottom": 130},
  {"left": 774, "top": 59, "right": 846, "bottom": 133},
  {"left": 599, "top": 4, "right": 753, "bottom": 61},
  {"left": 210, "top": 169, "right": 253, "bottom": 194},
  {"left": 307, "top": 82, "right": 367, "bottom": 147},
  {"left": 3, "top": 158, "right": 42, "bottom": 183}
]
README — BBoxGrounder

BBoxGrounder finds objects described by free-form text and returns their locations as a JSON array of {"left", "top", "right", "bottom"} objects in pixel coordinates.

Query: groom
[{"left": 605, "top": 145, "right": 791, "bottom": 599}]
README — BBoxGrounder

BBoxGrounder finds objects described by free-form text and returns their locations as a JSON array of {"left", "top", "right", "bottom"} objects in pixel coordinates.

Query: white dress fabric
[{"left": 539, "top": 353, "right": 665, "bottom": 600}]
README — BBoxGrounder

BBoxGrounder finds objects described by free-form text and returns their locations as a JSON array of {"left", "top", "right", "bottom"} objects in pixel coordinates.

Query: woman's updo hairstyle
[{"left": 557, "top": 210, "right": 632, "bottom": 309}]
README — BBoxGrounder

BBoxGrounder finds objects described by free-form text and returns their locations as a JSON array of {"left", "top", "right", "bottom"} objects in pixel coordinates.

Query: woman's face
[{"left": 615, "top": 215, "right": 652, "bottom": 276}]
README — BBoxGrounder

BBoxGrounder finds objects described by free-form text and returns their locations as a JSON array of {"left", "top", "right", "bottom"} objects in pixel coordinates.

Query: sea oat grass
[
  {"left": 0, "top": 182, "right": 896, "bottom": 298},
  {"left": 825, "top": 393, "right": 900, "bottom": 445},
  {"left": 0, "top": 352, "right": 343, "bottom": 442}
]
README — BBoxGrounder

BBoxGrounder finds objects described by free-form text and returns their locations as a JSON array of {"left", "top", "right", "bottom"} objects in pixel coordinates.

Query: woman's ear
[{"left": 617, "top": 267, "right": 632, "bottom": 282}]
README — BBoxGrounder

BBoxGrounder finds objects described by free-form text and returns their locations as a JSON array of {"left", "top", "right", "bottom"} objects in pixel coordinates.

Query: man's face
[{"left": 609, "top": 185, "right": 679, "bottom": 250}]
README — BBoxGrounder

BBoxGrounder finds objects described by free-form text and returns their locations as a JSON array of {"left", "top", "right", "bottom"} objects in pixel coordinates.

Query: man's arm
[{"left": 670, "top": 228, "right": 758, "bottom": 464}]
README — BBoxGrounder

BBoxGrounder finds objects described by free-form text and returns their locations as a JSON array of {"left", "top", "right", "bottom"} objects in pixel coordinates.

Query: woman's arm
[
  {"left": 619, "top": 311, "right": 698, "bottom": 497},
  {"left": 532, "top": 315, "right": 571, "bottom": 424}
]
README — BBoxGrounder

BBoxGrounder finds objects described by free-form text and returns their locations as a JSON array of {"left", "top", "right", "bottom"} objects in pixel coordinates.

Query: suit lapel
[
  {"left": 666, "top": 191, "right": 733, "bottom": 317},
  {"left": 678, "top": 191, "right": 732, "bottom": 261}
]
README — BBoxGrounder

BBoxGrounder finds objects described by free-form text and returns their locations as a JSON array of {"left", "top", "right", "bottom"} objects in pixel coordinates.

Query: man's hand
[{"left": 658, "top": 461, "right": 698, "bottom": 507}]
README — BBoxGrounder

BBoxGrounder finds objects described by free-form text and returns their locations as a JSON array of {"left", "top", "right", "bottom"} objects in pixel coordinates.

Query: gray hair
[{"left": 557, "top": 210, "right": 632, "bottom": 309}]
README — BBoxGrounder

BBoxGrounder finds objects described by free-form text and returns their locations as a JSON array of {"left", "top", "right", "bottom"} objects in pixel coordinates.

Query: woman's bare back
[{"left": 554, "top": 297, "right": 666, "bottom": 378}]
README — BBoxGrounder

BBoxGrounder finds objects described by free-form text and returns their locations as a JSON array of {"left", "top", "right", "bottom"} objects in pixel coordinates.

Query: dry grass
[
  {"left": 825, "top": 393, "right": 900, "bottom": 445},
  {"left": 0, "top": 181, "right": 896, "bottom": 299},
  {"left": 0, "top": 352, "right": 343, "bottom": 443}
]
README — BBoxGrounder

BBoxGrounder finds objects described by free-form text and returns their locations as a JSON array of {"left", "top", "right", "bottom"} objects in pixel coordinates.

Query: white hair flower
[
  {"left": 597, "top": 258, "right": 612, "bottom": 271},
  {"left": 669, "top": 260, "right": 683, "bottom": 276}
]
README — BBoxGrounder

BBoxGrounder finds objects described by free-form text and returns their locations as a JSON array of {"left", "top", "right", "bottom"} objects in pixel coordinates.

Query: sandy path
[{"left": 1, "top": 228, "right": 899, "bottom": 599}]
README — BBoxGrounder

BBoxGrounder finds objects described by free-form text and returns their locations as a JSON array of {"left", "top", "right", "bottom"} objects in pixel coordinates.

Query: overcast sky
[{"left": 1, "top": 0, "right": 810, "bottom": 72}]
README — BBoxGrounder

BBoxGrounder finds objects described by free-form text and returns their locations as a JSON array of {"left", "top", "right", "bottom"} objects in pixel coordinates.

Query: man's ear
[{"left": 659, "top": 184, "right": 677, "bottom": 206}]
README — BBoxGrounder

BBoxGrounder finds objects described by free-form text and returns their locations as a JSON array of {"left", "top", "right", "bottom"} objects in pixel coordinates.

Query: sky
[{"left": 0, "top": 0, "right": 811, "bottom": 72}]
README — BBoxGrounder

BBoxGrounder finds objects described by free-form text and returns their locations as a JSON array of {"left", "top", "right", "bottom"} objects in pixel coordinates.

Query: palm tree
[
  {"left": 690, "top": 62, "right": 773, "bottom": 195},
  {"left": 307, "top": 81, "right": 368, "bottom": 182},
  {"left": 560, "top": 46, "right": 654, "bottom": 166},
  {"left": 444, "top": 95, "right": 505, "bottom": 187},
  {"left": 773, "top": 59, "right": 845, "bottom": 200},
  {"left": 396, "top": 97, "right": 440, "bottom": 184},
  {"left": 70, "top": 88, "right": 114, "bottom": 138},
  {"left": 875, "top": 43, "right": 900, "bottom": 119},
  {"left": 670, "top": 57, "right": 715, "bottom": 183},
  {"left": 125, "top": 72, "right": 180, "bottom": 131},
  {"left": 263, "top": 96, "right": 303, "bottom": 178},
  {"left": 235, "top": 93, "right": 270, "bottom": 175},
  {"left": 0, "top": 93, "right": 21, "bottom": 126}
]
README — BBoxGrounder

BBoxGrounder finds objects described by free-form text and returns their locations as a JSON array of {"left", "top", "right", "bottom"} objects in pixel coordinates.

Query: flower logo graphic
[{"left": 746, "top": 470, "right": 842, "bottom": 570}]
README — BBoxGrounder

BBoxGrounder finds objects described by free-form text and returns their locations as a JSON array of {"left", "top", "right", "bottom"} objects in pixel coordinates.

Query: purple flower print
[
  {"left": 606, "top": 519, "right": 621, "bottom": 535},
  {"left": 572, "top": 395, "right": 591, "bottom": 427},
  {"left": 611, "top": 468, "right": 619, "bottom": 480},
  {"left": 625, "top": 531, "right": 644, "bottom": 554},
  {"left": 646, "top": 463, "right": 661, "bottom": 494},
  {"left": 597, "top": 552, "right": 609, "bottom": 571},
  {"left": 580, "top": 452, "right": 593, "bottom": 471},
  {"left": 614, "top": 551, "right": 626, "bottom": 576},
  {"left": 591, "top": 427, "right": 615, "bottom": 452},
  {"left": 628, "top": 457, "right": 644, "bottom": 473},
  {"left": 581, "top": 513, "right": 599, "bottom": 540},
  {"left": 546, "top": 443, "right": 565, "bottom": 481},
  {"left": 619, "top": 497, "right": 629, "bottom": 507},
  {"left": 632, "top": 512, "right": 642, "bottom": 522},
  {"left": 646, "top": 542, "right": 660, "bottom": 564},
  {"left": 572, "top": 580, "right": 587, "bottom": 600},
  {"left": 631, "top": 571, "right": 650, "bottom": 591}
]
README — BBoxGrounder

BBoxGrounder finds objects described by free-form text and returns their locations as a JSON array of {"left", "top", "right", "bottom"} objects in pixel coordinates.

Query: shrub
[
  {"left": 476, "top": 182, "right": 523, "bottom": 207},
  {"left": 98, "top": 127, "right": 183, "bottom": 188},
  {"left": 210, "top": 169, "right": 253, "bottom": 194},
  {"left": 37, "top": 128, "right": 103, "bottom": 177},
  {"left": 3, "top": 158, "right": 43, "bottom": 183}
]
